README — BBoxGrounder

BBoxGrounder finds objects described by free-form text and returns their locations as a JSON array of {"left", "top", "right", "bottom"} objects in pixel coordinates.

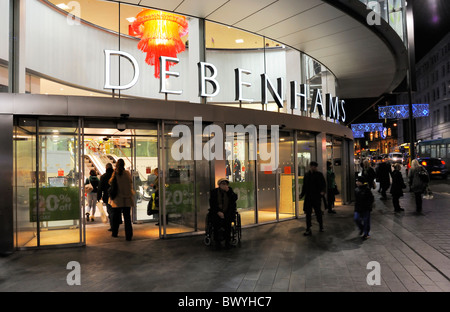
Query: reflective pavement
[{"left": 1, "top": 185, "right": 450, "bottom": 293}]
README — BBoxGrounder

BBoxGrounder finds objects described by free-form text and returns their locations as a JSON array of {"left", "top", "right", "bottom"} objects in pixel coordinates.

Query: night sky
[
  {"left": 345, "top": 0, "right": 450, "bottom": 125},
  {"left": 411, "top": 0, "right": 450, "bottom": 62}
]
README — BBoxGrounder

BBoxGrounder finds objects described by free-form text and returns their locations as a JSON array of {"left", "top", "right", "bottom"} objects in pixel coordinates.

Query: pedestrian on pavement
[
  {"left": 354, "top": 176, "right": 374, "bottom": 240},
  {"left": 98, "top": 163, "right": 114, "bottom": 230},
  {"left": 361, "top": 160, "right": 376, "bottom": 190},
  {"left": 376, "top": 161, "right": 392, "bottom": 199},
  {"left": 408, "top": 159, "right": 430, "bottom": 214},
  {"left": 300, "top": 161, "right": 326, "bottom": 236},
  {"left": 109, "top": 158, "right": 134, "bottom": 241},
  {"left": 390, "top": 163, "right": 406, "bottom": 212},
  {"left": 326, "top": 161, "right": 337, "bottom": 214}
]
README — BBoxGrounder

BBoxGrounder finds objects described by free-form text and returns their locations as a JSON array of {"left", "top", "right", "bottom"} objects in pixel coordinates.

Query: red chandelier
[{"left": 132, "top": 9, "right": 188, "bottom": 78}]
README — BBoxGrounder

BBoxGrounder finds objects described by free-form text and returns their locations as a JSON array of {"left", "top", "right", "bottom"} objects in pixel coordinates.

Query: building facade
[
  {"left": 398, "top": 32, "right": 450, "bottom": 142},
  {"left": 0, "top": 0, "right": 408, "bottom": 254}
]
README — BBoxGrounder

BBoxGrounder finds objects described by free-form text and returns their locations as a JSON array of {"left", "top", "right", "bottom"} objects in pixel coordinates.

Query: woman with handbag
[
  {"left": 109, "top": 159, "right": 134, "bottom": 241},
  {"left": 85, "top": 169, "right": 99, "bottom": 222}
]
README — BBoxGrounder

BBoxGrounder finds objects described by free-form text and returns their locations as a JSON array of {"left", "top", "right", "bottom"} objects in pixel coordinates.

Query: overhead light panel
[
  {"left": 56, "top": 3, "right": 70, "bottom": 10},
  {"left": 235, "top": 39, "right": 244, "bottom": 43}
]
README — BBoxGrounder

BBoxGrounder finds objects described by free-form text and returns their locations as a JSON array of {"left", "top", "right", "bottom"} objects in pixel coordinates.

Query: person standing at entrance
[
  {"left": 326, "top": 161, "right": 337, "bottom": 214},
  {"left": 85, "top": 169, "right": 99, "bottom": 222},
  {"left": 109, "top": 159, "right": 134, "bottom": 241},
  {"left": 98, "top": 163, "right": 114, "bottom": 230},
  {"left": 300, "top": 161, "right": 326, "bottom": 236}
]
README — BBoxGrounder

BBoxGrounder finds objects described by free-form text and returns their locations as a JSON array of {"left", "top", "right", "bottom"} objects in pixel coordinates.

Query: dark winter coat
[
  {"left": 98, "top": 167, "right": 114, "bottom": 202},
  {"left": 390, "top": 169, "right": 406, "bottom": 196},
  {"left": 376, "top": 162, "right": 392, "bottom": 188},
  {"left": 354, "top": 185, "right": 374, "bottom": 213},
  {"left": 362, "top": 167, "right": 376, "bottom": 189},
  {"left": 209, "top": 187, "right": 238, "bottom": 221}
]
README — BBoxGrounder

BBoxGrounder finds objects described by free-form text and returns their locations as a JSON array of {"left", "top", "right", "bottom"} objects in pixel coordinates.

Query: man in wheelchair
[{"left": 208, "top": 178, "right": 238, "bottom": 249}]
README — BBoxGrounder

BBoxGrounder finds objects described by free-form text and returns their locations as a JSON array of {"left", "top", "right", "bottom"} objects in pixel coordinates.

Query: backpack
[{"left": 417, "top": 167, "right": 429, "bottom": 184}]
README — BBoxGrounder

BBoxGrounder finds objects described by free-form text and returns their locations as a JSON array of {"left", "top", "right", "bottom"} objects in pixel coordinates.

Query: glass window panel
[
  {"left": 225, "top": 128, "right": 256, "bottom": 226},
  {"left": 278, "top": 131, "right": 295, "bottom": 220},
  {"left": 27, "top": 0, "right": 118, "bottom": 97},
  {"left": 163, "top": 122, "right": 196, "bottom": 235},
  {"left": 37, "top": 121, "right": 81, "bottom": 246},
  {"left": 14, "top": 118, "right": 37, "bottom": 248},
  {"left": 264, "top": 41, "right": 302, "bottom": 115},
  {"left": 0, "top": 0, "right": 8, "bottom": 92},
  {"left": 257, "top": 128, "right": 278, "bottom": 223},
  {"left": 205, "top": 21, "right": 264, "bottom": 109},
  {"left": 297, "top": 131, "right": 317, "bottom": 215}
]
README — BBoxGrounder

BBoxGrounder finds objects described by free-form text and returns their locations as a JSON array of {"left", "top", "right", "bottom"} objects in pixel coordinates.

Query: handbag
[
  {"left": 108, "top": 175, "right": 118, "bottom": 200},
  {"left": 333, "top": 185, "right": 339, "bottom": 195},
  {"left": 423, "top": 187, "right": 433, "bottom": 200},
  {"left": 85, "top": 183, "right": 93, "bottom": 194},
  {"left": 147, "top": 193, "right": 159, "bottom": 215}
]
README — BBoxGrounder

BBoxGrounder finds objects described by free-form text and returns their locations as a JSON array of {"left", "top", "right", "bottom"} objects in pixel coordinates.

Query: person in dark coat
[
  {"left": 390, "top": 163, "right": 406, "bottom": 212},
  {"left": 98, "top": 163, "right": 114, "bottom": 230},
  {"left": 376, "top": 161, "right": 392, "bottom": 199},
  {"left": 354, "top": 176, "right": 374, "bottom": 240},
  {"left": 408, "top": 159, "right": 429, "bottom": 214},
  {"left": 300, "top": 161, "right": 326, "bottom": 236},
  {"left": 209, "top": 178, "right": 238, "bottom": 248},
  {"left": 361, "top": 160, "right": 376, "bottom": 190}
]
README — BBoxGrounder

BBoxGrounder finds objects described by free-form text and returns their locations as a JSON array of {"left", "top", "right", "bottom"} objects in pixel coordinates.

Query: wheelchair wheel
[
  {"left": 204, "top": 213, "right": 212, "bottom": 246},
  {"left": 236, "top": 213, "right": 242, "bottom": 243}
]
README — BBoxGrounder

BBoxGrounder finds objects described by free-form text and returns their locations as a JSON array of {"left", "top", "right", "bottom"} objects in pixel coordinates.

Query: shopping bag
[{"left": 97, "top": 202, "right": 108, "bottom": 223}]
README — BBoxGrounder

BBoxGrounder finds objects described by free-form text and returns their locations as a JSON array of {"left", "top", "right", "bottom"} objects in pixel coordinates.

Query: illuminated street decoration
[
  {"left": 132, "top": 9, "right": 188, "bottom": 78},
  {"left": 351, "top": 123, "right": 383, "bottom": 138},
  {"left": 378, "top": 104, "right": 429, "bottom": 119}
]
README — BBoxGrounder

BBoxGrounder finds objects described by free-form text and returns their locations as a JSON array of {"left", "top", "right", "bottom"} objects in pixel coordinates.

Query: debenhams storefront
[{"left": 0, "top": 0, "right": 407, "bottom": 254}]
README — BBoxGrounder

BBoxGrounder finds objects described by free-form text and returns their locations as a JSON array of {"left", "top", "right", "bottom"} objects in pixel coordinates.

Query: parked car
[
  {"left": 388, "top": 152, "right": 404, "bottom": 164},
  {"left": 418, "top": 157, "right": 448, "bottom": 179}
]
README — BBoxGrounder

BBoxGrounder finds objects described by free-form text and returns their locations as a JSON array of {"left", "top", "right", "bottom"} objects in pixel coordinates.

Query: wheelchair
[{"left": 204, "top": 211, "right": 241, "bottom": 247}]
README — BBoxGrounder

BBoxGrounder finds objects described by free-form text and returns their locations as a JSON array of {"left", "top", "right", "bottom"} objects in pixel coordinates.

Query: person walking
[
  {"left": 85, "top": 169, "right": 99, "bottom": 222},
  {"left": 361, "top": 160, "right": 376, "bottom": 191},
  {"left": 376, "top": 161, "right": 392, "bottom": 199},
  {"left": 98, "top": 163, "right": 114, "bottom": 230},
  {"left": 390, "top": 163, "right": 406, "bottom": 212},
  {"left": 408, "top": 159, "right": 429, "bottom": 214},
  {"left": 300, "top": 161, "right": 326, "bottom": 236},
  {"left": 354, "top": 176, "right": 374, "bottom": 240},
  {"left": 326, "top": 161, "right": 337, "bottom": 214},
  {"left": 209, "top": 178, "right": 238, "bottom": 249},
  {"left": 109, "top": 158, "right": 134, "bottom": 241}
]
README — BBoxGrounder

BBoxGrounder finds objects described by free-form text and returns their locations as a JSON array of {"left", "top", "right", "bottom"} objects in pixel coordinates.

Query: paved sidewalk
[{"left": 1, "top": 187, "right": 450, "bottom": 293}]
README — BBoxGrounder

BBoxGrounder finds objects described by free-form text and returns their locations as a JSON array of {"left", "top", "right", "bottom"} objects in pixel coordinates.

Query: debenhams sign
[{"left": 103, "top": 50, "right": 346, "bottom": 122}]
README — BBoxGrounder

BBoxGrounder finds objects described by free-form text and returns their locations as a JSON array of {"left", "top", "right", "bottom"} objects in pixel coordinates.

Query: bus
[{"left": 416, "top": 138, "right": 450, "bottom": 168}]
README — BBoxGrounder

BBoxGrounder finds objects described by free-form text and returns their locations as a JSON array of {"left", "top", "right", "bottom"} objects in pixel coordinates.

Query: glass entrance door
[
  {"left": 14, "top": 117, "right": 83, "bottom": 248},
  {"left": 82, "top": 123, "right": 158, "bottom": 227}
]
